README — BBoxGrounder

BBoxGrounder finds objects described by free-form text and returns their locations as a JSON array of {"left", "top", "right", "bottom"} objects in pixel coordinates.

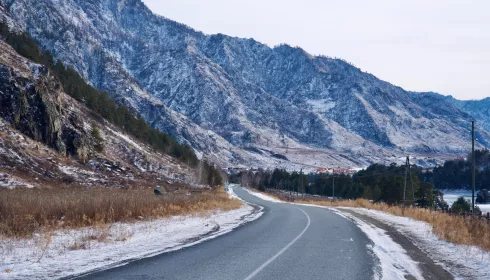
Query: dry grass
[
  {"left": 0, "top": 187, "right": 241, "bottom": 238},
  {"left": 260, "top": 189, "right": 490, "bottom": 252}
]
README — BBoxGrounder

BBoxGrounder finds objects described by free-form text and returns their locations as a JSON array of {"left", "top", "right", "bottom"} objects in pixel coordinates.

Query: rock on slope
[
  {"left": 0, "top": 39, "right": 196, "bottom": 189},
  {"left": 1, "top": 0, "right": 489, "bottom": 170}
]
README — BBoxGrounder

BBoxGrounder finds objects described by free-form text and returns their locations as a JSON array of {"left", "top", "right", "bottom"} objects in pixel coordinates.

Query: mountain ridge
[{"left": 2, "top": 0, "right": 489, "bottom": 170}]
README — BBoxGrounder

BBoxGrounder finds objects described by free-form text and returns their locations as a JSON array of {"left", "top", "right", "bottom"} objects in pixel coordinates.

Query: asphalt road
[{"left": 80, "top": 186, "right": 375, "bottom": 280}]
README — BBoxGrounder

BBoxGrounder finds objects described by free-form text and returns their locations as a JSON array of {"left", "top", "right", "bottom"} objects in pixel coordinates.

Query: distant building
[{"left": 315, "top": 167, "right": 356, "bottom": 175}]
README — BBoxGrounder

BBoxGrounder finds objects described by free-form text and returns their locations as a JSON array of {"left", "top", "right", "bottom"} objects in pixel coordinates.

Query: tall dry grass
[{"left": 0, "top": 187, "right": 241, "bottom": 237}]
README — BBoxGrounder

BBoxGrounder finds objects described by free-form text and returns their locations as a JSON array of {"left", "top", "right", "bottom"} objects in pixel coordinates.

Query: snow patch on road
[{"left": 0, "top": 205, "right": 262, "bottom": 280}]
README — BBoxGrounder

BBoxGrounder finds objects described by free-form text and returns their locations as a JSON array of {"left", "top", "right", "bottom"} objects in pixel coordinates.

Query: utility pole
[
  {"left": 299, "top": 169, "right": 303, "bottom": 199},
  {"left": 332, "top": 175, "right": 335, "bottom": 200},
  {"left": 409, "top": 158, "right": 415, "bottom": 207},
  {"left": 403, "top": 156, "right": 415, "bottom": 206},
  {"left": 404, "top": 157, "right": 407, "bottom": 203},
  {"left": 472, "top": 120, "right": 475, "bottom": 213}
]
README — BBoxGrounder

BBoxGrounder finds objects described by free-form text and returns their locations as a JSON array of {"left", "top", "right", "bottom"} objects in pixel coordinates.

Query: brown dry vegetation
[
  {"left": 0, "top": 187, "right": 241, "bottom": 237},
  {"left": 258, "top": 189, "right": 490, "bottom": 252}
]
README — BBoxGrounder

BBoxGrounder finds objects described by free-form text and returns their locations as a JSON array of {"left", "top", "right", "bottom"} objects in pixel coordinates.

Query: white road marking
[{"left": 243, "top": 207, "right": 311, "bottom": 280}]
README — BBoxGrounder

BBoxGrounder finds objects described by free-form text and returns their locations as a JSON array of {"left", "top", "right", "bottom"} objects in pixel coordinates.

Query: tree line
[
  {"left": 231, "top": 150, "right": 490, "bottom": 206},
  {"left": 230, "top": 163, "right": 440, "bottom": 208},
  {"left": 0, "top": 21, "right": 222, "bottom": 187},
  {"left": 425, "top": 149, "right": 490, "bottom": 190}
]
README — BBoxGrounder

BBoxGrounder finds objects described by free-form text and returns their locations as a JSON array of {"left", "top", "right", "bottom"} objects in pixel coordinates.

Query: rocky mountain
[
  {"left": 445, "top": 96, "right": 490, "bottom": 132},
  {"left": 1, "top": 0, "right": 489, "bottom": 170},
  {"left": 0, "top": 39, "right": 198, "bottom": 189}
]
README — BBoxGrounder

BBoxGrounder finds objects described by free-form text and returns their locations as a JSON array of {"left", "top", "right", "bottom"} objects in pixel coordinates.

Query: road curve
[{"left": 80, "top": 186, "right": 375, "bottom": 280}]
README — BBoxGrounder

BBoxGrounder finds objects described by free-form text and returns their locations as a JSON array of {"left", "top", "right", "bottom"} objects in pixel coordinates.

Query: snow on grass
[
  {"left": 58, "top": 165, "right": 95, "bottom": 177},
  {"left": 0, "top": 205, "right": 262, "bottom": 279},
  {"left": 0, "top": 172, "right": 34, "bottom": 189},
  {"left": 340, "top": 207, "right": 490, "bottom": 280},
  {"left": 243, "top": 187, "right": 283, "bottom": 203}
]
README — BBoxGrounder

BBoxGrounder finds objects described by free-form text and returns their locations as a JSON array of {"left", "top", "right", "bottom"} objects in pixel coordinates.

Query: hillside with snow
[
  {"left": 1, "top": 0, "right": 489, "bottom": 170},
  {"left": 0, "top": 39, "right": 197, "bottom": 190}
]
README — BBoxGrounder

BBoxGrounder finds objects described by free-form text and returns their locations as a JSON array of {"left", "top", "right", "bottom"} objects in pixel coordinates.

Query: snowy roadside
[
  {"left": 244, "top": 187, "right": 490, "bottom": 280},
  {"left": 339, "top": 207, "right": 490, "bottom": 280},
  {"left": 243, "top": 188, "right": 423, "bottom": 279},
  {"left": 330, "top": 209, "right": 424, "bottom": 280},
  {"left": 242, "top": 187, "right": 283, "bottom": 203},
  {"left": 0, "top": 189, "right": 263, "bottom": 280}
]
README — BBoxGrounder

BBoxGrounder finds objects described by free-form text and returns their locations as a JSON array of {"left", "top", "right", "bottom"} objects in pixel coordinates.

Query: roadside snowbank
[
  {"left": 0, "top": 203, "right": 262, "bottom": 279},
  {"left": 331, "top": 209, "right": 423, "bottom": 280},
  {"left": 243, "top": 188, "right": 283, "bottom": 203},
  {"left": 341, "top": 207, "right": 490, "bottom": 280}
]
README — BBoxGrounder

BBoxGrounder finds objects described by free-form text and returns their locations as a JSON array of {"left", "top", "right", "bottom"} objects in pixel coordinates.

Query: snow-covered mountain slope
[
  {"left": 1, "top": 0, "right": 488, "bottom": 170},
  {"left": 445, "top": 96, "right": 490, "bottom": 132}
]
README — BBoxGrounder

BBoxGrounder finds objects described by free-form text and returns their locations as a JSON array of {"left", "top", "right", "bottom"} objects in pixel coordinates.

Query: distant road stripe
[{"left": 243, "top": 207, "right": 311, "bottom": 280}]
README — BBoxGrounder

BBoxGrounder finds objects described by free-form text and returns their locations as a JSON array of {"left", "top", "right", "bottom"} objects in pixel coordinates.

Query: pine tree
[{"left": 91, "top": 124, "right": 104, "bottom": 153}]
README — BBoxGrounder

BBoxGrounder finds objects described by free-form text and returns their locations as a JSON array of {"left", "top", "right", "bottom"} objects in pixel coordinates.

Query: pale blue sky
[{"left": 143, "top": 0, "right": 490, "bottom": 100}]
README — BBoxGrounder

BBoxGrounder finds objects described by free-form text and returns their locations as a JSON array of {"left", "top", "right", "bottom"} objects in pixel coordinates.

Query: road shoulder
[{"left": 339, "top": 208, "right": 453, "bottom": 280}]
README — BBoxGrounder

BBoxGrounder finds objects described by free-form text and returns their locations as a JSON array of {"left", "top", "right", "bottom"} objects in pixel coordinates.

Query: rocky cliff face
[
  {"left": 0, "top": 41, "right": 91, "bottom": 160},
  {"left": 0, "top": 39, "right": 198, "bottom": 189},
  {"left": 1, "top": 0, "right": 489, "bottom": 169}
]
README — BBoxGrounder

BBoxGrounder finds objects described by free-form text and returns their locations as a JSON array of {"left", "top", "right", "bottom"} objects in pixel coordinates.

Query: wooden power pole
[
  {"left": 404, "top": 156, "right": 415, "bottom": 206},
  {"left": 472, "top": 120, "right": 475, "bottom": 213}
]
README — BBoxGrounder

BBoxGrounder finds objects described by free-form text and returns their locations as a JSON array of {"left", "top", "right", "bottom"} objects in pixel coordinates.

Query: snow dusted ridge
[
  {"left": 2, "top": 0, "right": 490, "bottom": 170},
  {"left": 0, "top": 203, "right": 263, "bottom": 279}
]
